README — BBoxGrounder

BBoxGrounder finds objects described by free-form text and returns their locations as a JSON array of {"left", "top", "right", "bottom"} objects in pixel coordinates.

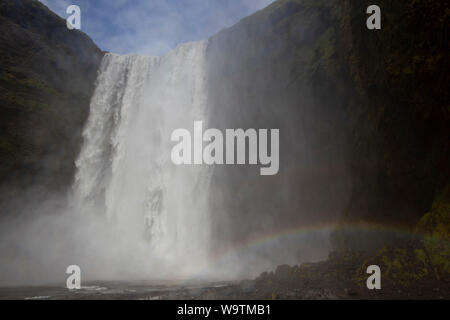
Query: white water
[{"left": 72, "top": 41, "right": 212, "bottom": 278}]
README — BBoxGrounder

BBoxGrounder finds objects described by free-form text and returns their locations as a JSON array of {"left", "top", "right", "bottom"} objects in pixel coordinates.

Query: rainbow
[{"left": 173, "top": 221, "right": 423, "bottom": 284}]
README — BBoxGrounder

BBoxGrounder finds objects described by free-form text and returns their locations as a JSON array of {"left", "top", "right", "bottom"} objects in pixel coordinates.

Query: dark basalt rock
[
  {"left": 205, "top": 0, "right": 449, "bottom": 251},
  {"left": 0, "top": 0, "right": 104, "bottom": 211}
]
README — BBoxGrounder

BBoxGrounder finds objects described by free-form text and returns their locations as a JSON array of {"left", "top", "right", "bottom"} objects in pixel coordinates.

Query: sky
[{"left": 39, "top": 0, "right": 275, "bottom": 55}]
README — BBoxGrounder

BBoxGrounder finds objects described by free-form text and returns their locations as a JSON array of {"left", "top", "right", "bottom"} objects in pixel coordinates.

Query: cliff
[
  {"left": 205, "top": 0, "right": 449, "bottom": 296},
  {"left": 0, "top": 0, "right": 103, "bottom": 206},
  {"left": 0, "top": 0, "right": 448, "bottom": 257},
  {"left": 337, "top": 0, "right": 449, "bottom": 229},
  {"left": 206, "top": 0, "right": 449, "bottom": 250}
]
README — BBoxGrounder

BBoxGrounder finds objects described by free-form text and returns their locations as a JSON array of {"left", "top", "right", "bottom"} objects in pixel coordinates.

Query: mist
[{"left": 0, "top": 0, "right": 351, "bottom": 287}]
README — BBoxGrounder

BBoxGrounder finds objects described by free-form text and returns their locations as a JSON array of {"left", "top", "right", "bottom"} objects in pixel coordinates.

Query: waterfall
[{"left": 72, "top": 41, "right": 212, "bottom": 278}]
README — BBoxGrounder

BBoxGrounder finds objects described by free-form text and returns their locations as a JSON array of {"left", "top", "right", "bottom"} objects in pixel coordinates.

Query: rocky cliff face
[
  {"left": 337, "top": 0, "right": 449, "bottom": 225},
  {"left": 206, "top": 0, "right": 352, "bottom": 251},
  {"left": 0, "top": 0, "right": 447, "bottom": 253},
  {"left": 0, "top": 0, "right": 103, "bottom": 207},
  {"left": 206, "top": 0, "right": 449, "bottom": 250}
]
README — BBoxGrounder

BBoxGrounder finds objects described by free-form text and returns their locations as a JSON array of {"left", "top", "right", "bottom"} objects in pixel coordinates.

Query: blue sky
[{"left": 39, "top": 0, "right": 275, "bottom": 55}]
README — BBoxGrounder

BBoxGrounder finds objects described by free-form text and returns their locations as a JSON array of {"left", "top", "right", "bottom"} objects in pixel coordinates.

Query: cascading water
[{"left": 72, "top": 41, "right": 212, "bottom": 278}]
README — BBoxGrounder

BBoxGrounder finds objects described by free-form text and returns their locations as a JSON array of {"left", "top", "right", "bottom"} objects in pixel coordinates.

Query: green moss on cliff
[
  {"left": 416, "top": 184, "right": 450, "bottom": 276},
  {"left": 352, "top": 184, "right": 449, "bottom": 289},
  {"left": 333, "top": 0, "right": 449, "bottom": 251},
  {"left": 0, "top": 0, "right": 103, "bottom": 199}
]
